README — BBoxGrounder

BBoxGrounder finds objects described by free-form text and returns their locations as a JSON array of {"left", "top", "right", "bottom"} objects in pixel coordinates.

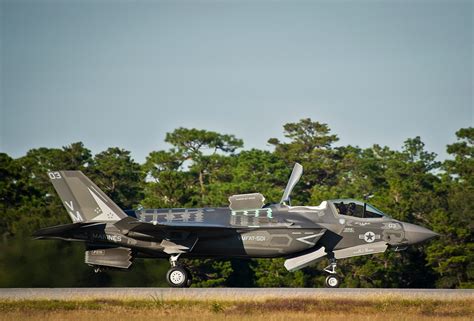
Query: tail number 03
[{"left": 48, "top": 172, "right": 62, "bottom": 180}]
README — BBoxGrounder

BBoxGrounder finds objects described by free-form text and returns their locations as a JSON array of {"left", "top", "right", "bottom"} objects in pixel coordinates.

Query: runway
[{"left": 0, "top": 288, "right": 472, "bottom": 301}]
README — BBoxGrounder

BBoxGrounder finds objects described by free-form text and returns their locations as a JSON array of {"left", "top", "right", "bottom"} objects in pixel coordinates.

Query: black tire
[
  {"left": 166, "top": 266, "right": 189, "bottom": 288},
  {"left": 325, "top": 275, "right": 340, "bottom": 288},
  {"left": 183, "top": 267, "right": 193, "bottom": 288}
]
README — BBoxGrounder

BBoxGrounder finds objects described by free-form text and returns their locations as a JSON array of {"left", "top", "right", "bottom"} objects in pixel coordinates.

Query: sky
[{"left": 1, "top": 0, "right": 472, "bottom": 163}]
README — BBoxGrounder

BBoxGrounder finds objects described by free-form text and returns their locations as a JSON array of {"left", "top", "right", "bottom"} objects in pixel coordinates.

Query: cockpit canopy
[{"left": 329, "top": 199, "right": 388, "bottom": 218}]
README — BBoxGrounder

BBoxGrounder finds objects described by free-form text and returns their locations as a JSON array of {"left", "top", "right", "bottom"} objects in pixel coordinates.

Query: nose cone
[{"left": 402, "top": 222, "right": 439, "bottom": 245}]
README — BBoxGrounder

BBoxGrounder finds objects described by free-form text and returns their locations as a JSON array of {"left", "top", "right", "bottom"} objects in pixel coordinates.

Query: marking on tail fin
[
  {"left": 64, "top": 201, "right": 83, "bottom": 222},
  {"left": 64, "top": 201, "right": 74, "bottom": 211},
  {"left": 68, "top": 210, "right": 83, "bottom": 222},
  {"left": 88, "top": 188, "right": 121, "bottom": 221},
  {"left": 89, "top": 185, "right": 109, "bottom": 203},
  {"left": 48, "top": 172, "right": 62, "bottom": 180}
]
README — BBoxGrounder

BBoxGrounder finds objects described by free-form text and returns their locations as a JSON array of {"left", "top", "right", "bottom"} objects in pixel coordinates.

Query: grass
[{"left": 0, "top": 296, "right": 472, "bottom": 321}]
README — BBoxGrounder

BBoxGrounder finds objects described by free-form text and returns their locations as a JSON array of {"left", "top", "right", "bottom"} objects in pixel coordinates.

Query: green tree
[
  {"left": 142, "top": 150, "right": 193, "bottom": 208},
  {"left": 8, "top": 143, "right": 93, "bottom": 236},
  {"left": 89, "top": 147, "right": 143, "bottom": 209},
  {"left": 165, "top": 127, "right": 243, "bottom": 202},
  {"left": 0, "top": 125, "right": 472, "bottom": 289},
  {"left": 268, "top": 118, "right": 340, "bottom": 204},
  {"left": 253, "top": 258, "right": 306, "bottom": 287},
  {"left": 426, "top": 127, "right": 474, "bottom": 288}
]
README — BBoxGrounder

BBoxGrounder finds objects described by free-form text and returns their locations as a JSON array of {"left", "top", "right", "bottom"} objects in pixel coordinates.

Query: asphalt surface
[{"left": 0, "top": 288, "right": 472, "bottom": 300}]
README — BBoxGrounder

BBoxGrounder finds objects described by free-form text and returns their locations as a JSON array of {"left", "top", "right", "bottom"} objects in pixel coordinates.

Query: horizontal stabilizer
[{"left": 33, "top": 222, "right": 103, "bottom": 239}]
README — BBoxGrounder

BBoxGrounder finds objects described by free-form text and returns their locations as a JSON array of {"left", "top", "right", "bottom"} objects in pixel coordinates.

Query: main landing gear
[
  {"left": 323, "top": 258, "right": 341, "bottom": 288},
  {"left": 166, "top": 254, "right": 192, "bottom": 288}
]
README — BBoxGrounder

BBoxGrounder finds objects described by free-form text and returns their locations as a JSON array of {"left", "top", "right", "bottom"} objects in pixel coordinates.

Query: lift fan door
[{"left": 228, "top": 193, "right": 265, "bottom": 210}]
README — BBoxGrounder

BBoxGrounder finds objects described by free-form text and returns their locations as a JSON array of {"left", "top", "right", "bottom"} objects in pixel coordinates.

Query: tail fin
[{"left": 47, "top": 171, "right": 128, "bottom": 222}]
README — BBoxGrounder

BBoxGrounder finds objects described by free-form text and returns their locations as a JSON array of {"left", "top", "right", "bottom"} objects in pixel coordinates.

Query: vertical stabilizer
[{"left": 47, "top": 171, "right": 127, "bottom": 222}]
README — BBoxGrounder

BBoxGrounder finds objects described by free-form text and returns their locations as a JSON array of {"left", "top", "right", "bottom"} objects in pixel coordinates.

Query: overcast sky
[{"left": 1, "top": 0, "right": 472, "bottom": 163}]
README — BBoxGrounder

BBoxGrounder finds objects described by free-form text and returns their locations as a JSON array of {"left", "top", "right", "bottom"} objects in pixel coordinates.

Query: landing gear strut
[
  {"left": 323, "top": 258, "right": 341, "bottom": 288},
  {"left": 166, "top": 254, "right": 192, "bottom": 288}
]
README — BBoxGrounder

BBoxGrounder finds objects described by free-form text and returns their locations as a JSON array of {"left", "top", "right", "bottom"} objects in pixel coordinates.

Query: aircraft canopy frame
[{"left": 328, "top": 199, "right": 389, "bottom": 219}]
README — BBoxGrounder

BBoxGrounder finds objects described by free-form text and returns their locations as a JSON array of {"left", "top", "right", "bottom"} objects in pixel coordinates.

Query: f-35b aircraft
[{"left": 35, "top": 164, "right": 438, "bottom": 288}]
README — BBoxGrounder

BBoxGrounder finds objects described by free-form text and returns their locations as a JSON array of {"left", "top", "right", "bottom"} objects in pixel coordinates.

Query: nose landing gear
[
  {"left": 323, "top": 258, "right": 341, "bottom": 288},
  {"left": 166, "top": 254, "right": 192, "bottom": 288}
]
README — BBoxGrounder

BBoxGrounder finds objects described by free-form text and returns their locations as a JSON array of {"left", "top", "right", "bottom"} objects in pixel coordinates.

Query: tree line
[{"left": 0, "top": 119, "right": 472, "bottom": 288}]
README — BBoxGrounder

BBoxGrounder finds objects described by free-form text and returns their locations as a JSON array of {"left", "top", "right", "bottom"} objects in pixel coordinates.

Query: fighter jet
[{"left": 34, "top": 164, "right": 439, "bottom": 288}]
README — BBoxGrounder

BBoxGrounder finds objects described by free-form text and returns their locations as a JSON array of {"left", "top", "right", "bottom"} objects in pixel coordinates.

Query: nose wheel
[
  {"left": 166, "top": 254, "right": 192, "bottom": 288},
  {"left": 325, "top": 274, "right": 341, "bottom": 288},
  {"left": 323, "top": 258, "right": 341, "bottom": 288}
]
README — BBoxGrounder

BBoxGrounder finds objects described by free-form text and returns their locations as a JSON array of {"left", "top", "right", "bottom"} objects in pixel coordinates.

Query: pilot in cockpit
[
  {"left": 336, "top": 202, "right": 347, "bottom": 215},
  {"left": 346, "top": 202, "right": 356, "bottom": 216}
]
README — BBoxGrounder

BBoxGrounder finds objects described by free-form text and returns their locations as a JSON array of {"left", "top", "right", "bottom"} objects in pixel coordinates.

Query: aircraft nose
[{"left": 402, "top": 222, "right": 439, "bottom": 245}]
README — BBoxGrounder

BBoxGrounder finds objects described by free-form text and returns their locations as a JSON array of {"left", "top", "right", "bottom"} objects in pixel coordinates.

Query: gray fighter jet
[{"left": 34, "top": 164, "right": 439, "bottom": 288}]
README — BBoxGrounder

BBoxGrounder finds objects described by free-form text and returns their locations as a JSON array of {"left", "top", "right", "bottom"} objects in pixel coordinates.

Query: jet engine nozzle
[{"left": 402, "top": 222, "right": 439, "bottom": 245}]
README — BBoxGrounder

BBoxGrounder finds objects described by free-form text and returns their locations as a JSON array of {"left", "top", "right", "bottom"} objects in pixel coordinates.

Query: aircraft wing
[
  {"left": 115, "top": 217, "right": 292, "bottom": 234},
  {"left": 114, "top": 217, "right": 231, "bottom": 255},
  {"left": 124, "top": 220, "right": 233, "bottom": 233},
  {"left": 114, "top": 217, "right": 295, "bottom": 255}
]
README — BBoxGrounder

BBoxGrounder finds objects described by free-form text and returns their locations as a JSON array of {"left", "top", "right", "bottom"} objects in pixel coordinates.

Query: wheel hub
[
  {"left": 328, "top": 277, "right": 338, "bottom": 287},
  {"left": 169, "top": 270, "right": 185, "bottom": 284}
]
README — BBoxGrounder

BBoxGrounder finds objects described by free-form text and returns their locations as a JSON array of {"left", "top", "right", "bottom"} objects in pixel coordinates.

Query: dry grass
[
  {"left": 0, "top": 311, "right": 472, "bottom": 321},
  {"left": 0, "top": 297, "right": 472, "bottom": 321}
]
